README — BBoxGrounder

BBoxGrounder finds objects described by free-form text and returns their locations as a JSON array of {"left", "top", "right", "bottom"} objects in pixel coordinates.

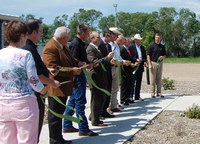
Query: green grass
[{"left": 164, "top": 57, "right": 200, "bottom": 63}]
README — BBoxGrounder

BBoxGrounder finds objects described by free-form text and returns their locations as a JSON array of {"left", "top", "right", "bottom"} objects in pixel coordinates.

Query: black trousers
[
  {"left": 90, "top": 88, "right": 107, "bottom": 124},
  {"left": 48, "top": 96, "right": 68, "bottom": 144},
  {"left": 101, "top": 73, "right": 112, "bottom": 115},
  {"left": 35, "top": 92, "right": 45, "bottom": 143},
  {"left": 120, "top": 74, "right": 133, "bottom": 103},
  {"left": 132, "top": 67, "right": 143, "bottom": 100}
]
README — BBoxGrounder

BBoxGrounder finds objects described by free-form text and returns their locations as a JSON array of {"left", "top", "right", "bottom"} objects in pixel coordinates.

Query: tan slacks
[{"left": 150, "top": 61, "right": 163, "bottom": 96}]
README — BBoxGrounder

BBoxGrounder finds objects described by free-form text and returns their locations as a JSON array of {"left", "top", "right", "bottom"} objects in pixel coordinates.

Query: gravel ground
[{"left": 130, "top": 63, "right": 200, "bottom": 144}]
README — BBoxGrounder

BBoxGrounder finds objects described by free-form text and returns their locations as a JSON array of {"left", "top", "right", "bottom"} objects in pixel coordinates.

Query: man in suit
[
  {"left": 120, "top": 37, "right": 136, "bottom": 105},
  {"left": 129, "top": 34, "right": 147, "bottom": 101},
  {"left": 98, "top": 30, "right": 115, "bottom": 118},
  {"left": 42, "top": 26, "right": 81, "bottom": 144},
  {"left": 86, "top": 31, "right": 114, "bottom": 126}
]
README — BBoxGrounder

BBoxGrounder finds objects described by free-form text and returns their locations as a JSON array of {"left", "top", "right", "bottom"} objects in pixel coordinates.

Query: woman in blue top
[{"left": 0, "top": 20, "right": 46, "bottom": 144}]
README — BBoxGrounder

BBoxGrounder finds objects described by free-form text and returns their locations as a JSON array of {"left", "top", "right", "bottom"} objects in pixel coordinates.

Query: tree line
[{"left": 20, "top": 7, "right": 200, "bottom": 57}]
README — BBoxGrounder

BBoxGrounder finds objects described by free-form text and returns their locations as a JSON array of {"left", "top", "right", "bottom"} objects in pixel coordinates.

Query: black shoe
[
  {"left": 126, "top": 99, "right": 135, "bottom": 103},
  {"left": 111, "top": 108, "right": 122, "bottom": 112},
  {"left": 122, "top": 101, "right": 129, "bottom": 105},
  {"left": 62, "top": 139, "right": 72, "bottom": 144},
  {"left": 101, "top": 113, "right": 115, "bottom": 118},
  {"left": 135, "top": 97, "right": 144, "bottom": 101},
  {"left": 79, "top": 130, "right": 99, "bottom": 136},
  {"left": 151, "top": 95, "right": 156, "bottom": 98},
  {"left": 157, "top": 94, "right": 164, "bottom": 98}
]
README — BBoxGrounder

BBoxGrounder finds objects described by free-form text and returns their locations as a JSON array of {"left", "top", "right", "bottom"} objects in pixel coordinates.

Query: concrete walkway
[{"left": 39, "top": 89, "right": 200, "bottom": 144}]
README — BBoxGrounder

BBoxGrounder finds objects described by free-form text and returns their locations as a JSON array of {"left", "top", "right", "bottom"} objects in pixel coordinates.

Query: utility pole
[{"left": 113, "top": 4, "right": 117, "bottom": 27}]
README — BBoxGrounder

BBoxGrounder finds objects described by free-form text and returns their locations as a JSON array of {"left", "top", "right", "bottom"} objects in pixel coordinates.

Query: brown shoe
[
  {"left": 79, "top": 131, "right": 99, "bottom": 136},
  {"left": 63, "top": 127, "right": 78, "bottom": 133},
  {"left": 92, "top": 123, "right": 108, "bottom": 127}
]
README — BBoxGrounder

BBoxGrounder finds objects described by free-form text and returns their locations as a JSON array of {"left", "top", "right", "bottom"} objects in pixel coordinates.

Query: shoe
[
  {"left": 62, "top": 139, "right": 72, "bottom": 144},
  {"left": 107, "top": 108, "right": 113, "bottom": 115},
  {"left": 157, "top": 94, "right": 164, "bottom": 98},
  {"left": 79, "top": 130, "right": 99, "bottom": 136},
  {"left": 63, "top": 127, "right": 78, "bottom": 133},
  {"left": 118, "top": 104, "right": 124, "bottom": 109},
  {"left": 127, "top": 99, "right": 135, "bottom": 103},
  {"left": 135, "top": 97, "right": 144, "bottom": 101},
  {"left": 151, "top": 95, "right": 156, "bottom": 98},
  {"left": 92, "top": 123, "right": 108, "bottom": 126},
  {"left": 111, "top": 108, "right": 122, "bottom": 112},
  {"left": 122, "top": 101, "right": 129, "bottom": 106},
  {"left": 101, "top": 113, "right": 115, "bottom": 118}
]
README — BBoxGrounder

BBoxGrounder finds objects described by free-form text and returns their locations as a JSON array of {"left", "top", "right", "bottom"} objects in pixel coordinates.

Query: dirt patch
[
  {"left": 130, "top": 111, "right": 200, "bottom": 144},
  {"left": 130, "top": 63, "right": 200, "bottom": 144}
]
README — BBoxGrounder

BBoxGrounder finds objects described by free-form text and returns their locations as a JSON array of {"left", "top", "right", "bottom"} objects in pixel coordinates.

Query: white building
[{"left": 0, "top": 13, "right": 20, "bottom": 48}]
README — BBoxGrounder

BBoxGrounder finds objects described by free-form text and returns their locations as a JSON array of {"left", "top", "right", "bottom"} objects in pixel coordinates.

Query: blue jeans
[{"left": 63, "top": 72, "right": 89, "bottom": 132}]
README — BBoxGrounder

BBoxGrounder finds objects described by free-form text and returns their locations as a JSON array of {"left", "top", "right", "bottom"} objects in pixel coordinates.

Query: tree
[{"left": 68, "top": 9, "right": 103, "bottom": 39}]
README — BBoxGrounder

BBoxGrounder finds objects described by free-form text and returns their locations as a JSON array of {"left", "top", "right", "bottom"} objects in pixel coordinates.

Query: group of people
[{"left": 0, "top": 19, "right": 166, "bottom": 144}]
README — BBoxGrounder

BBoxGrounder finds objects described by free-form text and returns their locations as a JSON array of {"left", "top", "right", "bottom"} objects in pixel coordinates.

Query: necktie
[
  {"left": 106, "top": 43, "right": 110, "bottom": 53},
  {"left": 127, "top": 48, "right": 132, "bottom": 58}
]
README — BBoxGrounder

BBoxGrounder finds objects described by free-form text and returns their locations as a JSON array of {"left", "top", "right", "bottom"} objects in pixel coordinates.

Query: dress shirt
[
  {"left": 90, "top": 43, "right": 99, "bottom": 50},
  {"left": 109, "top": 41, "right": 124, "bottom": 62},
  {"left": 135, "top": 43, "right": 142, "bottom": 60}
]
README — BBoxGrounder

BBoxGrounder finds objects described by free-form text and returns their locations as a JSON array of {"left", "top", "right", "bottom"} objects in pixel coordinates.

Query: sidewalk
[{"left": 39, "top": 89, "right": 200, "bottom": 144}]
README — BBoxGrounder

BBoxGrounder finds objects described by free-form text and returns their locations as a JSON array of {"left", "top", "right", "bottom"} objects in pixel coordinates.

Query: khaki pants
[
  {"left": 110, "top": 66, "right": 119, "bottom": 109},
  {"left": 150, "top": 61, "right": 163, "bottom": 96}
]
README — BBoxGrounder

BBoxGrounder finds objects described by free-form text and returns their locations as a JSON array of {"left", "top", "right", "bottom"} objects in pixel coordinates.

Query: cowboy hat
[
  {"left": 109, "top": 27, "right": 123, "bottom": 35},
  {"left": 132, "top": 34, "right": 143, "bottom": 40}
]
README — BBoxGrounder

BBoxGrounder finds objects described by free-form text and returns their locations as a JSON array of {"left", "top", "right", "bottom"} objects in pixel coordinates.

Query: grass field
[{"left": 164, "top": 57, "right": 200, "bottom": 63}]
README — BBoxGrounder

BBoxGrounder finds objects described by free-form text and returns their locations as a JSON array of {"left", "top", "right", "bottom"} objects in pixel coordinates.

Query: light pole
[{"left": 113, "top": 4, "right": 117, "bottom": 27}]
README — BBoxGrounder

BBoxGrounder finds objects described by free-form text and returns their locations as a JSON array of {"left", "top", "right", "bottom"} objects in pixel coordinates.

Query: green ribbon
[
  {"left": 59, "top": 67, "right": 72, "bottom": 72},
  {"left": 132, "top": 64, "right": 140, "bottom": 75},
  {"left": 82, "top": 69, "right": 111, "bottom": 96},
  {"left": 100, "top": 63, "right": 107, "bottom": 72},
  {"left": 157, "top": 56, "right": 163, "bottom": 62},
  {"left": 40, "top": 97, "right": 81, "bottom": 123}
]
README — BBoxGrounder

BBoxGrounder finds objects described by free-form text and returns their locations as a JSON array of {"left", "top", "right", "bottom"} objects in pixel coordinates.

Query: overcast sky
[{"left": 0, "top": 0, "right": 200, "bottom": 25}]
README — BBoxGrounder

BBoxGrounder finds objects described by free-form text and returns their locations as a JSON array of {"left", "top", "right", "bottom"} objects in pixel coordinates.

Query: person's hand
[
  {"left": 48, "top": 68, "right": 59, "bottom": 76},
  {"left": 130, "top": 63, "right": 136, "bottom": 68},
  {"left": 107, "top": 51, "right": 114, "bottom": 59},
  {"left": 73, "top": 67, "right": 81, "bottom": 75},
  {"left": 51, "top": 80, "right": 61, "bottom": 88},
  {"left": 78, "top": 61, "right": 87, "bottom": 67},
  {"left": 86, "top": 63, "right": 94, "bottom": 69},
  {"left": 159, "top": 56, "right": 164, "bottom": 61},
  {"left": 136, "top": 59, "right": 142, "bottom": 64},
  {"left": 124, "top": 60, "right": 131, "bottom": 66},
  {"left": 110, "top": 58, "right": 116, "bottom": 65},
  {"left": 93, "top": 63, "right": 99, "bottom": 68},
  {"left": 143, "top": 62, "right": 147, "bottom": 67}
]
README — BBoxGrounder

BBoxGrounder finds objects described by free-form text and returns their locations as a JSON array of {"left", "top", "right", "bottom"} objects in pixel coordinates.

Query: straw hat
[
  {"left": 109, "top": 27, "right": 123, "bottom": 35},
  {"left": 131, "top": 34, "right": 143, "bottom": 40}
]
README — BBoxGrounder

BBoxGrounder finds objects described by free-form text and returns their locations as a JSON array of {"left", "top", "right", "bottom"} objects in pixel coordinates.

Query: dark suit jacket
[
  {"left": 42, "top": 38, "right": 78, "bottom": 97},
  {"left": 86, "top": 43, "right": 110, "bottom": 88},
  {"left": 120, "top": 46, "right": 135, "bottom": 76},
  {"left": 129, "top": 43, "right": 147, "bottom": 71},
  {"left": 98, "top": 39, "right": 112, "bottom": 82}
]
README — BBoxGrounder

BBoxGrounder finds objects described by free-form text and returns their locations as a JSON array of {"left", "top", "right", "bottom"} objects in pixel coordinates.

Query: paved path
[{"left": 39, "top": 89, "right": 200, "bottom": 144}]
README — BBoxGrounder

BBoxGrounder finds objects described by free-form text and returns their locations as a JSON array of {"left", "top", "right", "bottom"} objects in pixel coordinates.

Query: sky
[{"left": 0, "top": 0, "right": 200, "bottom": 25}]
